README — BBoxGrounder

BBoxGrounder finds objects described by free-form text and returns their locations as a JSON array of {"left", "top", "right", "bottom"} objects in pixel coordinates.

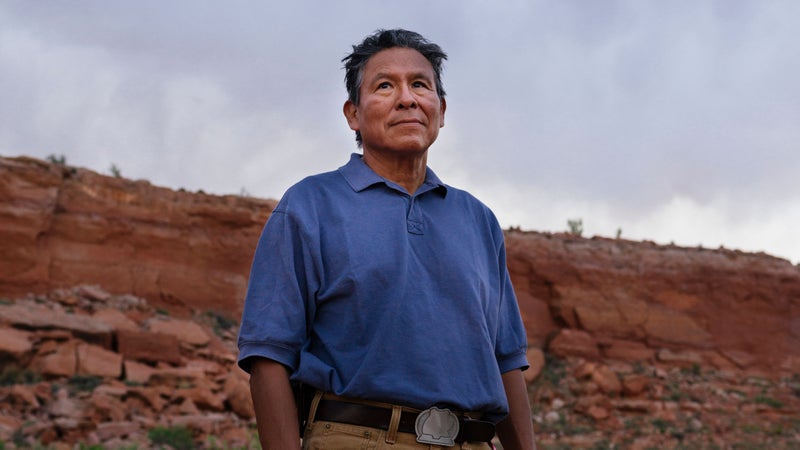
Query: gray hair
[{"left": 342, "top": 29, "right": 448, "bottom": 146}]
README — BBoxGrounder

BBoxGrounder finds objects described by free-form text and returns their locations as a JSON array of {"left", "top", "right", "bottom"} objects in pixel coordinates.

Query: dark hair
[{"left": 342, "top": 29, "right": 448, "bottom": 146}]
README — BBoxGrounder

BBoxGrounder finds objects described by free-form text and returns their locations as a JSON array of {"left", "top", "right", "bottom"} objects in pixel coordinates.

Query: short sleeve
[{"left": 237, "top": 202, "right": 317, "bottom": 373}]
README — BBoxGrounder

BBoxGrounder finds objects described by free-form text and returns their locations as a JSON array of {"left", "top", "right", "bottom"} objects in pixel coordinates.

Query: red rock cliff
[
  {"left": 0, "top": 156, "right": 274, "bottom": 315},
  {"left": 2, "top": 156, "right": 798, "bottom": 373},
  {"left": 506, "top": 232, "right": 800, "bottom": 373}
]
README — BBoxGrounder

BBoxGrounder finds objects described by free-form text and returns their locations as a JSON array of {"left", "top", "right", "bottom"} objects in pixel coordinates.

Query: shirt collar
[{"left": 338, "top": 153, "right": 448, "bottom": 197}]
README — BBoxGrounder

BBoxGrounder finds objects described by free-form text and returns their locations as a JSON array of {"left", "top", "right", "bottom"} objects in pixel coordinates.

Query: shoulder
[
  {"left": 444, "top": 184, "right": 498, "bottom": 220},
  {"left": 441, "top": 184, "right": 505, "bottom": 238},
  {"left": 273, "top": 169, "right": 346, "bottom": 213}
]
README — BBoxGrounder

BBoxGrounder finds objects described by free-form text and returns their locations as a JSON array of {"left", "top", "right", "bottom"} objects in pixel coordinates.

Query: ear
[
  {"left": 343, "top": 100, "right": 359, "bottom": 131},
  {"left": 439, "top": 97, "right": 447, "bottom": 128}
]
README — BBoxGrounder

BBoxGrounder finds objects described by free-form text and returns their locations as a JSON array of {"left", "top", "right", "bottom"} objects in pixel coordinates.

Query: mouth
[{"left": 392, "top": 119, "right": 424, "bottom": 126}]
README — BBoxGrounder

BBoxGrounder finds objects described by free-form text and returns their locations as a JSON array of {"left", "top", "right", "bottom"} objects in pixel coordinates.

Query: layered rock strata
[{"left": 2, "top": 155, "right": 799, "bottom": 373}]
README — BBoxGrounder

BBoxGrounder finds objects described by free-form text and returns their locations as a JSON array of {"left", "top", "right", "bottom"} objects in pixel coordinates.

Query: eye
[
  {"left": 412, "top": 80, "right": 431, "bottom": 90},
  {"left": 377, "top": 81, "right": 391, "bottom": 89}
]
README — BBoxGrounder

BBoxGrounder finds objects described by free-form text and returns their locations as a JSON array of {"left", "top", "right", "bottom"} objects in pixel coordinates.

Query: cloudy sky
[{"left": 1, "top": 1, "right": 798, "bottom": 264}]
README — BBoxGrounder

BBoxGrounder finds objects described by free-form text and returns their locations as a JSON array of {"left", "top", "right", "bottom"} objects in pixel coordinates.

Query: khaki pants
[{"left": 302, "top": 393, "right": 493, "bottom": 450}]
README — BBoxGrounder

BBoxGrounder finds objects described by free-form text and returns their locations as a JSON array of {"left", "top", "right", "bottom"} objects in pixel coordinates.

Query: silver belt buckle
[{"left": 415, "top": 407, "right": 459, "bottom": 447}]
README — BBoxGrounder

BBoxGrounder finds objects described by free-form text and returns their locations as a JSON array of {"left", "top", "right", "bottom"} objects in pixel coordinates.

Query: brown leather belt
[{"left": 314, "top": 398, "right": 496, "bottom": 443}]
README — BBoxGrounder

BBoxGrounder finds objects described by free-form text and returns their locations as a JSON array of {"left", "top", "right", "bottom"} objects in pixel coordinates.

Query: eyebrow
[{"left": 368, "top": 71, "right": 434, "bottom": 85}]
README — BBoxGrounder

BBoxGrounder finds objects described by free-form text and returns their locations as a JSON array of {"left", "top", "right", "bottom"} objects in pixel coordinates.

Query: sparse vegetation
[
  {"left": 110, "top": 163, "right": 122, "bottom": 178},
  {"left": 67, "top": 374, "right": 103, "bottom": 393},
  {"left": 77, "top": 444, "right": 106, "bottom": 450},
  {"left": 148, "top": 425, "right": 195, "bottom": 450},
  {"left": 539, "top": 354, "right": 567, "bottom": 386},
  {"left": 46, "top": 154, "right": 66, "bottom": 165},
  {"left": 0, "top": 365, "right": 42, "bottom": 386},
  {"left": 567, "top": 218, "right": 583, "bottom": 236},
  {"left": 652, "top": 417, "right": 673, "bottom": 434},
  {"left": 2, "top": 289, "right": 798, "bottom": 449},
  {"left": 201, "top": 310, "right": 238, "bottom": 337},
  {"left": 754, "top": 394, "right": 784, "bottom": 409}
]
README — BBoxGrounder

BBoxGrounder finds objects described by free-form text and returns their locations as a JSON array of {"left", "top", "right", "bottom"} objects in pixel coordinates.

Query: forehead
[{"left": 362, "top": 47, "right": 435, "bottom": 80}]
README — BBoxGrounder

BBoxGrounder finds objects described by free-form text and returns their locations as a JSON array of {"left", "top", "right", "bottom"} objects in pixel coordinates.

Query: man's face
[{"left": 344, "top": 47, "right": 446, "bottom": 156}]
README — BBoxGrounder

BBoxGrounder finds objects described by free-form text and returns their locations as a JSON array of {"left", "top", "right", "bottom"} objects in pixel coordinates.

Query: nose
[{"left": 396, "top": 84, "right": 417, "bottom": 109}]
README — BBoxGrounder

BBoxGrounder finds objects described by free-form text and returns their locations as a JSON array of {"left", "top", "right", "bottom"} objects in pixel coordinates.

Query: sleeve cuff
[
  {"left": 498, "top": 349, "right": 529, "bottom": 374},
  {"left": 237, "top": 341, "right": 299, "bottom": 374}
]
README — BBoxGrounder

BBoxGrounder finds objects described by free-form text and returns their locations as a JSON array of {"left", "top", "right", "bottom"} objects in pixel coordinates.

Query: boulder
[
  {"left": 147, "top": 317, "right": 210, "bottom": 347},
  {"left": 0, "top": 326, "right": 33, "bottom": 361},
  {"left": 117, "top": 329, "right": 181, "bottom": 365},
  {"left": 0, "top": 304, "right": 113, "bottom": 348},
  {"left": 591, "top": 365, "right": 622, "bottom": 395},
  {"left": 549, "top": 329, "right": 600, "bottom": 359},
  {"left": 92, "top": 308, "right": 139, "bottom": 332},
  {"left": 223, "top": 369, "right": 255, "bottom": 419},
  {"left": 33, "top": 339, "right": 78, "bottom": 377},
  {"left": 77, "top": 342, "right": 122, "bottom": 378},
  {"left": 123, "top": 359, "right": 156, "bottom": 384}
]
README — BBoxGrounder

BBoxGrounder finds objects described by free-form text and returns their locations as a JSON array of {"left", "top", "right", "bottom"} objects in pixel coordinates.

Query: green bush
[
  {"left": 67, "top": 375, "right": 103, "bottom": 393},
  {"left": 148, "top": 426, "right": 194, "bottom": 450},
  {"left": 754, "top": 394, "right": 784, "bottom": 409},
  {"left": 567, "top": 218, "right": 583, "bottom": 236},
  {"left": 202, "top": 310, "right": 238, "bottom": 337},
  {"left": 47, "top": 154, "right": 66, "bottom": 165},
  {"left": 0, "top": 365, "right": 42, "bottom": 386}
]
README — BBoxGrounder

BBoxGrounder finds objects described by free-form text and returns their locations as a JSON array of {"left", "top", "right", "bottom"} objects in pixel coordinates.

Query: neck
[{"left": 362, "top": 149, "right": 428, "bottom": 195}]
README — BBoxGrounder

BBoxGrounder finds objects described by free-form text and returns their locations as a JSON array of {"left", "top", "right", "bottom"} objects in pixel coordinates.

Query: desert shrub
[
  {"left": 567, "top": 218, "right": 583, "bottom": 236},
  {"left": 202, "top": 310, "right": 238, "bottom": 337},
  {"left": 67, "top": 374, "right": 103, "bottom": 393},
  {"left": 0, "top": 365, "right": 42, "bottom": 386},
  {"left": 148, "top": 425, "right": 194, "bottom": 450},
  {"left": 47, "top": 154, "right": 66, "bottom": 165},
  {"left": 754, "top": 394, "right": 784, "bottom": 409}
]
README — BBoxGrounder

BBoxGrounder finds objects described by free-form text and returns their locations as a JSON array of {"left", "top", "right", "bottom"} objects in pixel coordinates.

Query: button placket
[{"left": 406, "top": 196, "right": 425, "bottom": 235}]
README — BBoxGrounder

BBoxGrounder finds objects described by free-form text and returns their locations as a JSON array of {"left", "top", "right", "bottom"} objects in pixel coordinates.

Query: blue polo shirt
[{"left": 238, "top": 153, "right": 528, "bottom": 420}]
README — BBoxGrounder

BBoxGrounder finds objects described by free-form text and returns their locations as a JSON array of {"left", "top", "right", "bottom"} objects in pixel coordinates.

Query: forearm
[
  {"left": 496, "top": 369, "right": 537, "bottom": 450},
  {"left": 249, "top": 358, "right": 302, "bottom": 450}
]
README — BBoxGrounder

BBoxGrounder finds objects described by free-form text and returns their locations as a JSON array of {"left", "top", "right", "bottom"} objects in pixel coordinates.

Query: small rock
[
  {"left": 544, "top": 411, "right": 561, "bottom": 423},
  {"left": 586, "top": 405, "right": 609, "bottom": 421},
  {"left": 592, "top": 364, "right": 622, "bottom": 394},
  {"left": 622, "top": 374, "right": 650, "bottom": 396},
  {"left": 76, "top": 285, "right": 112, "bottom": 302},
  {"left": 148, "top": 317, "right": 210, "bottom": 347}
]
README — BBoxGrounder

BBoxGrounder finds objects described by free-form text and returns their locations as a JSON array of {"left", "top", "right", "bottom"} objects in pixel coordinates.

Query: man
[{"left": 238, "top": 29, "right": 537, "bottom": 450}]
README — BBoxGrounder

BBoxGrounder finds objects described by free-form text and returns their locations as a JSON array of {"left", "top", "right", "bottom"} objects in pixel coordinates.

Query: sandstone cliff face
[
  {"left": 2, "top": 156, "right": 800, "bottom": 448},
  {"left": 2, "top": 156, "right": 799, "bottom": 374},
  {"left": 1, "top": 156, "right": 275, "bottom": 316},
  {"left": 506, "top": 232, "right": 800, "bottom": 374}
]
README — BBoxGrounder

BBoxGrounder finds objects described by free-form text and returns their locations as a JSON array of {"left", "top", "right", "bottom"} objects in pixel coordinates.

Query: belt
[{"left": 314, "top": 398, "right": 496, "bottom": 443}]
